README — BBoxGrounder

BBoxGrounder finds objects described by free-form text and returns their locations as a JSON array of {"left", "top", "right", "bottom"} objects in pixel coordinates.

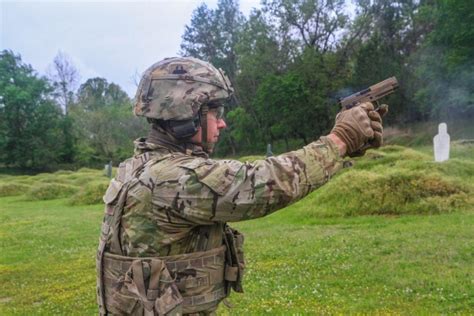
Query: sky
[{"left": 0, "top": 0, "right": 260, "bottom": 97}]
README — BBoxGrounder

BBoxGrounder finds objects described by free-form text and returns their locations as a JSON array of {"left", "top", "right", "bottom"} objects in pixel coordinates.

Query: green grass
[
  {"left": 0, "top": 197, "right": 102, "bottom": 315},
  {"left": 221, "top": 212, "right": 474, "bottom": 314},
  {"left": 0, "top": 168, "right": 111, "bottom": 205},
  {"left": 68, "top": 181, "right": 109, "bottom": 205},
  {"left": 0, "top": 145, "right": 473, "bottom": 314}
]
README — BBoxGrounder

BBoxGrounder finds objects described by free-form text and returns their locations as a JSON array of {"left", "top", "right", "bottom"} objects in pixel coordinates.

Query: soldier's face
[
  {"left": 207, "top": 107, "right": 227, "bottom": 143},
  {"left": 191, "top": 107, "right": 227, "bottom": 150}
]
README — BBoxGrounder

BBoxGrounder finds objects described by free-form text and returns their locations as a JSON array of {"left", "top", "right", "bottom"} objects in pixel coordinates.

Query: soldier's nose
[{"left": 217, "top": 119, "right": 227, "bottom": 129}]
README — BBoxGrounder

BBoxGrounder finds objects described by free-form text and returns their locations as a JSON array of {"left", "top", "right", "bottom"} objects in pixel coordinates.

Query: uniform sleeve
[{"left": 169, "top": 136, "right": 343, "bottom": 223}]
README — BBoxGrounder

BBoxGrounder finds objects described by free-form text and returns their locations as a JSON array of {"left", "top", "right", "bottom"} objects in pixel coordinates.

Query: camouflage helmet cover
[{"left": 134, "top": 57, "right": 234, "bottom": 121}]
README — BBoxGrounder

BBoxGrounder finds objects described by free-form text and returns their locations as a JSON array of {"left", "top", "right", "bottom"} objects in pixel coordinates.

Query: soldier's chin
[{"left": 206, "top": 141, "right": 218, "bottom": 153}]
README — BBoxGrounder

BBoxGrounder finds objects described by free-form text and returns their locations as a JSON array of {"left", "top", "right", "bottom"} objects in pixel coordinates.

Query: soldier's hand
[{"left": 330, "top": 102, "right": 388, "bottom": 157}]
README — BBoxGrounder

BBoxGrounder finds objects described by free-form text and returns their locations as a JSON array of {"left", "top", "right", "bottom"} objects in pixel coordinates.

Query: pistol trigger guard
[{"left": 375, "top": 100, "right": 381, "bottom": 112}]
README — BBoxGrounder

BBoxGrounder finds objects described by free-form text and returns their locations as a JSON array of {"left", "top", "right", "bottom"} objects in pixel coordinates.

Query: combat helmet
[{"left": 134, "top": 57, "right": 233, "bottom": 140}]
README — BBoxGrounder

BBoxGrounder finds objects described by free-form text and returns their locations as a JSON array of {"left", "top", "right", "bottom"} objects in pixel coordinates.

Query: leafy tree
[
  {"left": 431, "top": 0, "right": 473, "bottom": 67},
  {"left": 262, "top": 0, "right": 349, "bottom": 52},
  {"left": 58, "top": 115, "right": 76, "bottom": 163},
  {"left": 254, "top": 73, "right": 313, "bottom": 147},
  {"left": 350, "top": 0, "right": 438, "bottom": 122},
  {"left": 0, "top": 50, "right": 65, "bottom": 169},
  {"left": 71, "top": 78, "right": 147, "bottom": 165},
  {"left": 411, "top": 0, "right": 474, "bottom": 119},
  {"left": 183, "top": 0, "right": 470, "bottom": 155},
  {"left": 222, "top": 107, "right": 258, "bottom": 154},
  {"left": 180, "top": 0, "right": 245, "bottom": 80},
  {"left": 75, "top": 78, "right": 129, "bottom": 111},
  {"left": 290, "top": 48, "right": 346, "bottom": 135},
  {"left": 229, "top": 9, "right": 292, "bottom": 152},
  {"left": 351, "top": 33, "right": 405, "bottom": 123},
  {"left": 180, "top": 4, "right": 217, "bottom": 61}
]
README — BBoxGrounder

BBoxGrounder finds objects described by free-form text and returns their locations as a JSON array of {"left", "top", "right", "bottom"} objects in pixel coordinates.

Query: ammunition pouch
[
  {"left": 105, "top": 257, "right": 183, "bottom": 316},
  {"left": 223, "top": 225, "right": 245, "bottom": 293},
  {"left": 102, "top": 245, "right": 231, "bottom": 315}
]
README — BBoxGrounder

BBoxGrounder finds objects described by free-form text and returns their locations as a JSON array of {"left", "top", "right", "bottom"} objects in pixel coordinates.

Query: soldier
[{"left": 96, "top": 57, "right": 386, "bottom": 315}]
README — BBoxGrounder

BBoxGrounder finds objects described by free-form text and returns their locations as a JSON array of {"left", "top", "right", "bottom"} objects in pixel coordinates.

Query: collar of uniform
[
  {"left": 134, "top": 126, "right": 209, "bottom": 158},
  {"left": 133, "top": 138, "right": 170, "bottom": 155}
]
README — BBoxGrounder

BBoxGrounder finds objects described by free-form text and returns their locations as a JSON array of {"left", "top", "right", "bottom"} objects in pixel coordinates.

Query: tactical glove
[{"left": 331, "top": 102, "right": 388, "bottom": 157}]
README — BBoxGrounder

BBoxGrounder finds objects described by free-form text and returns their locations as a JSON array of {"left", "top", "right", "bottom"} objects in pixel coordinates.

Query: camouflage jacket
[{"left": 115, "top": 137, "right": 343, "bottom": 257}]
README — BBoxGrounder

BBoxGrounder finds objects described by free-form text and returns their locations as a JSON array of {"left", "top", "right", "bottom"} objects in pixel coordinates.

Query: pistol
[{"left": 339, "top": 77, "right": 399, "bottom": 110}]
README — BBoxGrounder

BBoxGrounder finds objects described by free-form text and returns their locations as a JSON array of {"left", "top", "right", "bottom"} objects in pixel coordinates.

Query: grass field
[{"left": 1, "top": 144, "right": 473, "bottom": 315}]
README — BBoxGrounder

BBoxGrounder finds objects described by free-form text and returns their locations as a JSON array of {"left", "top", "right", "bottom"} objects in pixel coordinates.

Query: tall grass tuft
[
  {"left": 0, "top": 183, "right": 31, "bottom": 197},
  {"left": 68, "top": 181, "right": 109, "bottom": 205},
  {"left": 288, "top": 144, "right": 474, "bottom": 219},
  {"left": 25, "top": 183, "right": 78, "bottom": 201}
]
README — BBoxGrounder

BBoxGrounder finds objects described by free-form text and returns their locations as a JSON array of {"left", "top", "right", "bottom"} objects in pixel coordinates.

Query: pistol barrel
[{"left": 340, "top": 77, "right": 399, "bottom": 109}]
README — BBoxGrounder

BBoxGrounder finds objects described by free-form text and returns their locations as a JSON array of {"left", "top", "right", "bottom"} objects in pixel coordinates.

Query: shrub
[
  {"left": 71, "top": 175, "right": 105, "bottom": 186},
  {"left": 68, "top": 181, "right": 109, "bottom": 205},
  {"left": 6, "top": 175, "right": 35, "bottom": 185},
  {"left": 54, "top": 170, "right": 74, "bottom": 175},
  {"left": 354, "top": 146, "right": 430, "bottom": 171},
  {"left": 77, "top": 168, "right": 102, "bottom": 174},
  {"left": 0, "top": 183, "right": 31, "bottom": 197},
  {"left": 314, "top": 170, "right": 469, "bottom": 216},
  {"left": 37, "top": 176, "right": 71, "bottom": 184},
  {"left": 25, "top": 183, "right": 78, "bottom": 201}
]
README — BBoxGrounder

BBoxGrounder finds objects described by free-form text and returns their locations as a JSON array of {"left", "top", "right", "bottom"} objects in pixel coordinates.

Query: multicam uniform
[{"left": 97, "top": 136, "right": 343, "bottom": 315}]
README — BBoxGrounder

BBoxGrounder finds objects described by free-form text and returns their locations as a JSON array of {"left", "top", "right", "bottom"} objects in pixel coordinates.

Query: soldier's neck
[{"left": 145, "top": 124, "right": 208, "bottom": 158}]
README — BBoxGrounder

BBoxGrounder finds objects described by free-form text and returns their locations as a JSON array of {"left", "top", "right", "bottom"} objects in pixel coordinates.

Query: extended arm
[
  {"left": 173, "top": 136, "right": 343, "bottom": 222},
  {"left": 152, "top": 102, "right": 386, "bottom": 223}
]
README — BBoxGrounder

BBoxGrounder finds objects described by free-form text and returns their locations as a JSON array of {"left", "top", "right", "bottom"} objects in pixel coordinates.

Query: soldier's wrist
[{"left": 327, "top": 133, "right": 347, "bottom": 157}]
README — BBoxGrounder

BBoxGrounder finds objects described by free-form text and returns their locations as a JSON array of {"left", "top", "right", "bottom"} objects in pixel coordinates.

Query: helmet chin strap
[{"left": 200, "top": 104, "right": 212, "bottom": 153}]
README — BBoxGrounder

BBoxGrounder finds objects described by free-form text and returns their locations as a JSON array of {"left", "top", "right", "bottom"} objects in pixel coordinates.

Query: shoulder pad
[
  {"left": 117, "top": 153, "right": 173, "bottom": 183},
  {"left": 106, "top": 153, "right": 174, "bottom": 205},
  {"left": 103, "top": 179, "right": 124, "bottom": 204}
]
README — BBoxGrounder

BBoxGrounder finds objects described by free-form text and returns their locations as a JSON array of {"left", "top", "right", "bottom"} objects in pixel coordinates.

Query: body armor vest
[{"left": 96, "top": 152, "right": 244, "bottom": 315}]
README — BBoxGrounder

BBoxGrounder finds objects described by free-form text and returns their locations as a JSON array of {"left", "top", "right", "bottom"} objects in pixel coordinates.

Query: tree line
[
  {"left": 181, "top": 0, "right": 474, "bottom": 155},
  {"left": 0, "top": 51, "right": 147, "bottom": 170},
  {"left": 0, "top": 0, "right": 472, "bottom": 170}
]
